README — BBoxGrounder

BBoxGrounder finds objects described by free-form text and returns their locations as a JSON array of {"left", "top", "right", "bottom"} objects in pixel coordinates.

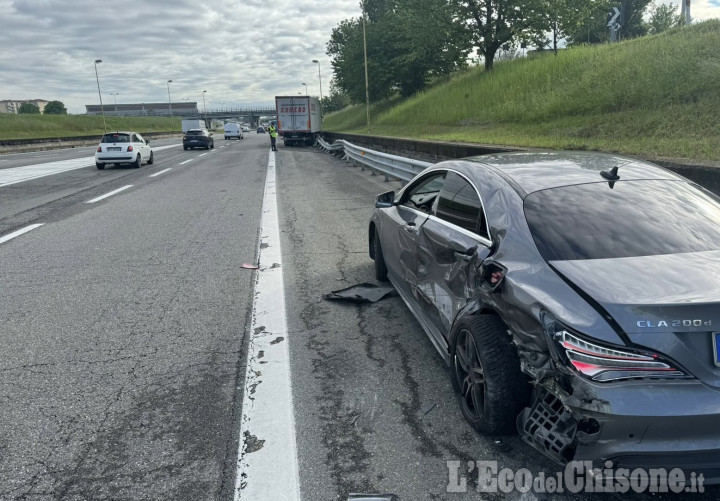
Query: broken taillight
[{"left": 556, "top": 330, "right": 686, "bottom": 382}]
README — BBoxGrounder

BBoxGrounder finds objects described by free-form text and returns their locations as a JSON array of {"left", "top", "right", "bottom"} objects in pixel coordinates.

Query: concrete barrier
[
  {"left": 0, "top": 132, "right": 178, "bottom": 154},
  {"left": 322, "top": 132, "right": 720, "bottom": 196}
]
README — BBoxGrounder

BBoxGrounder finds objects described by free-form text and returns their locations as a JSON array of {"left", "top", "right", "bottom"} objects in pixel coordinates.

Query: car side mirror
[
  {"left": 145, "top": 140, "right": 150, "bottom": 145},
  {"left": 375, "top": 191, "right": 395, "bottom": 208}
]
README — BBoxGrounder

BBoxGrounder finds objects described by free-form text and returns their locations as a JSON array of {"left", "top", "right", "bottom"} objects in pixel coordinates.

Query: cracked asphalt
[{"left": 1, "top": 135, "right": 716, "bottom": 500}]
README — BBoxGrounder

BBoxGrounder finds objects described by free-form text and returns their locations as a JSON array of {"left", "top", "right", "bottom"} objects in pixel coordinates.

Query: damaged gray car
[{"left": 369, "top": 151, "right": 720, "bottom": 480}]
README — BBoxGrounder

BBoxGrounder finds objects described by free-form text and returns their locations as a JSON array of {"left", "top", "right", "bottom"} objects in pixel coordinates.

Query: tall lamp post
[
  {"left": 302, "top": 82, "right": 308, "bottom": 95},
  {"left": 109, "top": 92, "right": 119, "bottom": 115},
  {"left": 362, "top": 1, "right": 370, "bottom": 134},
  {"left": 311, "top": 60, "right": 323, "bottom": 101},
  {"left": 93, "top": 59, "right": 106, "bottom": 132},
  {"left": 202, "top": 90, "right": 207, "bottom": 115},
  {"left": 166, "top": 80, "right": 174, "bottom": 129}
]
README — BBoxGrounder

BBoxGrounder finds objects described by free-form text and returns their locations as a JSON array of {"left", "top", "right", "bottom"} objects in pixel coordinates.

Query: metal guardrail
[{"left": 316, "top": 136, "right": 431, "bottom": 183}]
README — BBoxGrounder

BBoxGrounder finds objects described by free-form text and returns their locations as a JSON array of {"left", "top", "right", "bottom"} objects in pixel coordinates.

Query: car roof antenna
[
  {"left": 600, "top": 166, "right": 620, "bottom": 189},
  {"left": 600, "top": 166, "right": 620, "bottom": 181}
]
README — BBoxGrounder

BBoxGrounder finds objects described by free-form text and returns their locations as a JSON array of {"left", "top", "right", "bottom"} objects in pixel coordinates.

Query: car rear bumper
[
  {"left": 95, "top": 155, "right": 134, "bottom": 162},
  {"left": 520, "top": 378, "right": 720, "bottom": 483}
]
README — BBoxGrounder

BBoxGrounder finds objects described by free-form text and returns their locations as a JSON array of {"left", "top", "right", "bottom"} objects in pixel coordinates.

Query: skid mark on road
[{"left": 234, "top": 151, "right": 300, "bottom": 501}]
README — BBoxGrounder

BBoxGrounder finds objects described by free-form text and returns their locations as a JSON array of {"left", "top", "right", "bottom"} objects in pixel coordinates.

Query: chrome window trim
[
  {"left": 427, "top": 214, "right": 493, "bottom": 247},
  {"left": 397, "top": 166, "right": 493, "bottom": 246}
]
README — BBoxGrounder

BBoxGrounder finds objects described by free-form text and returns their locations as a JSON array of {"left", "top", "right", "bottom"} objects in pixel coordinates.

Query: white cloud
[
  {"left": 0, "top": 0, "right": 360, "bottom": 113},
  {"left": 1, "top": 1, "right": 717, "bottom": 114}
]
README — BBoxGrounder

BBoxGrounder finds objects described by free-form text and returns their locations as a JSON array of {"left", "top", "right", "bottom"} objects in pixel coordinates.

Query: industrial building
[{"left": 0, "top": 99, "right": 49, "bottom": 114}]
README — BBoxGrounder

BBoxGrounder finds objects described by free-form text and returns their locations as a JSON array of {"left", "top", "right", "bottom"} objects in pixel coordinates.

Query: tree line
[
  {"left": 18, "top": 101, "right": 67, "bottom": 115},
  {"left": 324, "top": 0, "right": 684, "bottom": 110}
]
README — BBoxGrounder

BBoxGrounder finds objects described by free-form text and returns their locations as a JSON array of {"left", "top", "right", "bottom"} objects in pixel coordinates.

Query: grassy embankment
[
  {"left": 325, "top": 20, "right": 720, "bottom": 162},
  {"left": 0, "top": 114, "right": 177, "bottom": 140}
]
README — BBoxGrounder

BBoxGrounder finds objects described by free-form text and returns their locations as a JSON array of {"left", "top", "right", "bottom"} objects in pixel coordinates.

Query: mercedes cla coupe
[{"left": 369, "top": 151, "right": 720, "bottom": 479}]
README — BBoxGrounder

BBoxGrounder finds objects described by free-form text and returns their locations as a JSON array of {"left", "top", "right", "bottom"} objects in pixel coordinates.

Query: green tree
[
  {"left": 321, "top": 79, "right": 350, "bottom": 113},
  {"left": 647, "top": 2, "right": 680, "bottom": 34},
  {"left": 532, "top": 0, "right": 599, "bottom": 53},
  {"left": 452, "top": 0, "right": 550, "bottom": 71},
  {"left": 18, "top": 102, "right": 40, "bottom": 114},
  {"left": 619, "top": 0, "right": 652, "bottom": 39},
  {"left": 43, "top": 100, "right": 67, "bottom": 115},
  {"left": 327, "top": 0, "right": 471, "bottom": 103}
]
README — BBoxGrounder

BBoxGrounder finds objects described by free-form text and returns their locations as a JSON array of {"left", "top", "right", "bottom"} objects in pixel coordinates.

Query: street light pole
[
  {"left": 202, "top": 90, "right": 207, "bottom": 115},
  {"left": 302, "top": 82, "right": 308, "bottom": 95},
  {"left": 311, "top": 59, "right": 323, "bottom": 101},
  {"left": 166, "top": 80, "right": 174, "bottom": 129},
  {"left": 362, "top": 1, "right": 370, "bottom": 134},
  {"left": 94, "top": 59, "right": 106, "bottom": 132},
  {"left": 110, "top": 92, "right": 119, "bottom": 115}
]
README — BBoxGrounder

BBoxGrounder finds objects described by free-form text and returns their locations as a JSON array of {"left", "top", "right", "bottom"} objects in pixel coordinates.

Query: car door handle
[
  {"left": 404, "top": 222, "right": 416, "bottom": 233},
  {"left": 453, "top": 250, "right": 474, "bottom": 261}
]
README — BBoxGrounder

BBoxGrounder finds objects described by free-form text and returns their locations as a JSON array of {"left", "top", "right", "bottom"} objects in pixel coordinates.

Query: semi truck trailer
[{"left": 275, "top": 96, "right": 322, "bottom": 146}]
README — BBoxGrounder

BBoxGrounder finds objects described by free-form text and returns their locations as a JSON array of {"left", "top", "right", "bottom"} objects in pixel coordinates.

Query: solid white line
[
  {"left": 86, "top": 185, "right": 133, "bottom": 204},
  {"left": 234, "top": 151, "right": 300, "bottom": 501},
  {"left": 148, "top": 168, "right": 172, "bottom": 177},
  {"left": 179, "top": 159, "right": 193, "bottom": 165},
  {"left": 0, "top": 224, "right": 44, "bottom": 244}
]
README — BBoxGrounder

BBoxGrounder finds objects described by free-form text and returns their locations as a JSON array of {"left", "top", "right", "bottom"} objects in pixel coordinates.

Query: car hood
[{"left": 551, "top": 250, "right": 720, "bottom": 387}]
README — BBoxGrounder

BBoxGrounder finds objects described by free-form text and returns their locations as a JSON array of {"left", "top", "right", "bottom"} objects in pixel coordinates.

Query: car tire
[
  {"left": 210, "top": 142, "right": 214, "bottom": 149},
  {"left": 96, "top": 163, "right": 105, "bottom": 170},
  {"left": 133, "top": 155, "right": 141, "bottom": 168},
  {"left": 373, "top": 229, "right": 388, "bottom": 282},
  {"left": 184, "top": 146, "right": 188, "bottom": 151},
  {"left": 148, "top": 152, "right": 154, "bottom": 165},
  {"left": 450, "top": 315, "right": 528, "bottom": 435}
]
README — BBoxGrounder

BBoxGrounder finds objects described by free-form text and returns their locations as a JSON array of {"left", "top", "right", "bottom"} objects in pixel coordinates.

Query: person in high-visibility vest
[{"left": 268, "top": 122, "right": 278, "bottom": 151}]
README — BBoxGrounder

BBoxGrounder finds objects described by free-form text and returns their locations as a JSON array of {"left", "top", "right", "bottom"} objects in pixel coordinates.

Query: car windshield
[
  {"left": 101, "top": 133, "right": 130, "bottom": 143},
  {"left": 524, "top": 180, "right": 720, "bottom": 261}
]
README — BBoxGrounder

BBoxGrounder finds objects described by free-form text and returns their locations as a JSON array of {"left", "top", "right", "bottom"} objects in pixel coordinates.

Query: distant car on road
[
  {"left": 95, "top": 131, "right": 153, "bottom": 170},
  {"left": 224, "top": 123, "right": 243, "bottom": 140},
  {"left": 241, "top": 126, "right": 250, "bottom": 133},
  {"left": 370, "top": 151, "right": 720, "bottom": 477},
  {"left": 183, "top": 129, "right": 214, "bottom": 150},
  {"left": 257, "top": 127, "right": 265, "bottom": 134}
]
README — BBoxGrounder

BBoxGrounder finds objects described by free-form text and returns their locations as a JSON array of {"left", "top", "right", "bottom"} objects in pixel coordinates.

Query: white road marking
[
  {"left": 0, "top": 224, "right": 44, "bottom": 244},
  {"left": 0, "top": 143, "right": 181, "bottom": 188},
  {"left": 148, "top": 168, "right": 172, "bottom": 177},
  {"left": 234, "top": 151, "right": 300, "bottom": 501},
  {"left": 199, "top": 153, "right": 208, "bottom": 157},
  {"left": 86, "top": 185, "right": 133, "bottom": 204},
  {"left": 179, "top": 159, "right": 193, "bottom": 165}
]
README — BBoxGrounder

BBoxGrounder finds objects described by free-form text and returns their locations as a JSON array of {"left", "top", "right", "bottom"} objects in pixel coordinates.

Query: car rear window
[
  {"left": 524, "top": 180, "right": 720, "bottom": 261},
  {"left": 101, "top": 133, "right": 130, "bottom": 143},
  {"left": 187, "top": 130, "right": 205, "bottom": 135}
]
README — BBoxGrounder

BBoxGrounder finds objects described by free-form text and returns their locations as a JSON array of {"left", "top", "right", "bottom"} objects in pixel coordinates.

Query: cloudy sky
[{"left": 1, "top": 0, "right": 718, "bottom": 115}]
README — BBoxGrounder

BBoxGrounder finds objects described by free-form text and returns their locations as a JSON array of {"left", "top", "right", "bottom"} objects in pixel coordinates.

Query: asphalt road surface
[{"left": 1, "top": 133, "right": 715, "bottom": 500}]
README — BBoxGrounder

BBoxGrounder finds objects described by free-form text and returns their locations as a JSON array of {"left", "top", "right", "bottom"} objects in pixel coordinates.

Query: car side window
[
  {"left": 434, "top": 172, "right": 489, "bottom": 238},
  {"left": 132, "top": 134, "right": 141, "bottom": 143},
  {"left": 135, "top": 133, "right": 144, "bottom": 143},
  {"left": 400, "top": 172, "right": 447, "bottom": 214}
]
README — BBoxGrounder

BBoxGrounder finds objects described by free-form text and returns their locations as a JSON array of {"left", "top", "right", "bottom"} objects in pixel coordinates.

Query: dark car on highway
[
  {"left": 183, "top": 129, "right": 214, "bottom": 150},
  {"left": 369, "top": 151, "right": 720, "bottom": 479}
]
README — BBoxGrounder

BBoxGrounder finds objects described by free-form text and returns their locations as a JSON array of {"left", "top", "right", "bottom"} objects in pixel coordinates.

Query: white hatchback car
[{"left": 95, "top": 131, "right": 154, "bottom": 170}]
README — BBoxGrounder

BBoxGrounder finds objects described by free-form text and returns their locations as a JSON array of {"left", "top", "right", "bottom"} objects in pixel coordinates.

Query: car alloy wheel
[{"left": 451, "top": 315, "right": 528, "bottom": 435}]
